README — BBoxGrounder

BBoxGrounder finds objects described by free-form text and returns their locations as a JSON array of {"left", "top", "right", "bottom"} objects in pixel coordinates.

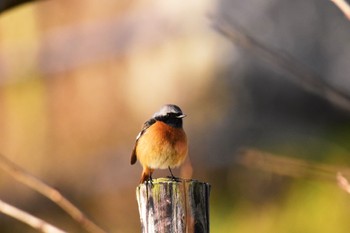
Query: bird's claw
[{"left": 167, "top": 175, "right": 181, "bottom": 182}]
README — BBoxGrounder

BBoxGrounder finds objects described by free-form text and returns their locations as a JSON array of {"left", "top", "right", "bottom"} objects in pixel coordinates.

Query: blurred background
[{"left": 1, "top": 0, "right": 350, "bottom": 232}]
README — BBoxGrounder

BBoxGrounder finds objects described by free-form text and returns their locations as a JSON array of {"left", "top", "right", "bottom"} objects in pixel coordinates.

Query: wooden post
[{"left": 136, "top": 178, "right": 211, "bottom": 233}]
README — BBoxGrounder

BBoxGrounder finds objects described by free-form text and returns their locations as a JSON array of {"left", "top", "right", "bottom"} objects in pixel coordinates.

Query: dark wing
[{"left": 130, "top": 118, "right": 156, "bottom": 165}]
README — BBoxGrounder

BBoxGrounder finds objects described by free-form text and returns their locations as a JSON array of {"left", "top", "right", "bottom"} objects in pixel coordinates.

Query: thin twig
[
  {"left": 331, "top": 0, "right": 350, "bottom": 20},
  {"left": 0, "top": 198, "right": 66, "bottom": 233},
  {"left": 0, "top": 0, "right": 38, "bottom": 14},
  {"left": 238, "top": 148, "right": 350, "bottom": 195},
  {"left": 0, "top": 154, "right": 107, "bottom": 233},
  {"left": 237, "top": 148, "right": 350, "bottom": 182},
  {"left": 212, "top": 16, "right": 350, "bottom": 113}
]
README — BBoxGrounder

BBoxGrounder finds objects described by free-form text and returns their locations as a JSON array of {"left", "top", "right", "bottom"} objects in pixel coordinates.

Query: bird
[{"left": 130, "top": 104, "right": 188, "bottom": 183}]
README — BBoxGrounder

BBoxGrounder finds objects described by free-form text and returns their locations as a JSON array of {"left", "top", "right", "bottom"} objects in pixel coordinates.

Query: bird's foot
[
  {"left": 145, "top": 176, "right": 154, "bottom": 187},
  {"left": 167, "top": 166, "right": 181, "bottom": 181},
  {"left": 167, "top": 175, "right": 181, "bottom": 182}
]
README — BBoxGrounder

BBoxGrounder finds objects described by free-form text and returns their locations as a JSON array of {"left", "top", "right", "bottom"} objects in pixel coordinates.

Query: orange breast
[{"left": 136, "top": 121, "right": 188, "bottom": 169}]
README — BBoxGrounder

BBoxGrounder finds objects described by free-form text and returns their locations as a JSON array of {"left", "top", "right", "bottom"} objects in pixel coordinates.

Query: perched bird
[{"left": 130, "top": 104, "right": 188, "bottom": 183}]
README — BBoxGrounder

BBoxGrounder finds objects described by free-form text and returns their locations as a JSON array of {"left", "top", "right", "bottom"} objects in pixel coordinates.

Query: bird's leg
[
  {"left": 167, "top": 166, "right": 180, "bottom": 181},
  {"left": 140, "top": 167, "right": 154, "bottom": 187}
]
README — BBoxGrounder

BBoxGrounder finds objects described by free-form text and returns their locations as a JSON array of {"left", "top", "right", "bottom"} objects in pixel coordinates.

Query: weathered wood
[{"left": 136, "top": 178, "right": 210, "bottom": 233}]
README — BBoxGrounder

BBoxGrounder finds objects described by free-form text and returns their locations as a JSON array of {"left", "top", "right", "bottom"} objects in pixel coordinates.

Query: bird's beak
[{"left": 176, "top": 114, "right": 186, "bottom": 118}]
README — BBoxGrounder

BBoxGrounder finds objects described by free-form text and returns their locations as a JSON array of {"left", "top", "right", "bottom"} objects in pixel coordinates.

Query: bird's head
[{"left": 153, "top": 104, "right": 186, "bottom": 128}]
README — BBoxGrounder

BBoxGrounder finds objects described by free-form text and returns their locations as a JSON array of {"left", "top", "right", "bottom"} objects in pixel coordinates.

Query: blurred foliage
[
  {"left": 1, "top": 0, "right": 350, "bottom": 232},
  {"left": 212, "top": 180, "right": 350, "bottom": 233}
]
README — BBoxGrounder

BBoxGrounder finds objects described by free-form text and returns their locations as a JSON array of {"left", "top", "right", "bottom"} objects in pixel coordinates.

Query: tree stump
[{"left": 136, "top": 178, "right": 211, "bottom": 233}]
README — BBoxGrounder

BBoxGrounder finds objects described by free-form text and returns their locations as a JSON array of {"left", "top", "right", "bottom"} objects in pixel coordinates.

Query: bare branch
[
  {"left": 212, "top": 16, "right": 350, "bottom": 113},
  {"left": 238, "top": 149, "right": 350, "bottom": 195},
  {"left": 237, "top": 148, "right": 350, "bottom": 182},
  {"left": 0, "top": 0, "right": 39, "bottom": 14},
  {"left": 0, "top": 198, "right": 66, "bottom": 233},
  {"left": 331, "top": 0, "right": 350, "bottom": 20},
  {"left": 0, "top": 154, "right": 107, "bottom": 233}
]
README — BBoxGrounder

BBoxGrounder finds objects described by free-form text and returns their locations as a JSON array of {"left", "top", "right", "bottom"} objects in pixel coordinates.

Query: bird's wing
[{"left": 130, "top": 118, "right": 156, "bottom": 165}]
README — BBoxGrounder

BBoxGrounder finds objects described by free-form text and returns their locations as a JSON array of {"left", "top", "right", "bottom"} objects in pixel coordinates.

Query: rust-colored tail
[
  {"left": 130, "top": 147, "right": 137, "bottom": 165},
  {"left": 140, "top": 167, "right": 154, "bottom": 183}
]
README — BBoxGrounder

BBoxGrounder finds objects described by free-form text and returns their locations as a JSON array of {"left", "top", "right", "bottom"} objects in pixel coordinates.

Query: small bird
[{"left": 130, "top": 104, "right": 188, "bottom": 183}]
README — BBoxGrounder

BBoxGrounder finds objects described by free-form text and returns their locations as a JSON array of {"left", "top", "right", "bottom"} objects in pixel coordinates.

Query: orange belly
[{"left": 136, "top": 121, "right": 188, "bottom": 169}]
